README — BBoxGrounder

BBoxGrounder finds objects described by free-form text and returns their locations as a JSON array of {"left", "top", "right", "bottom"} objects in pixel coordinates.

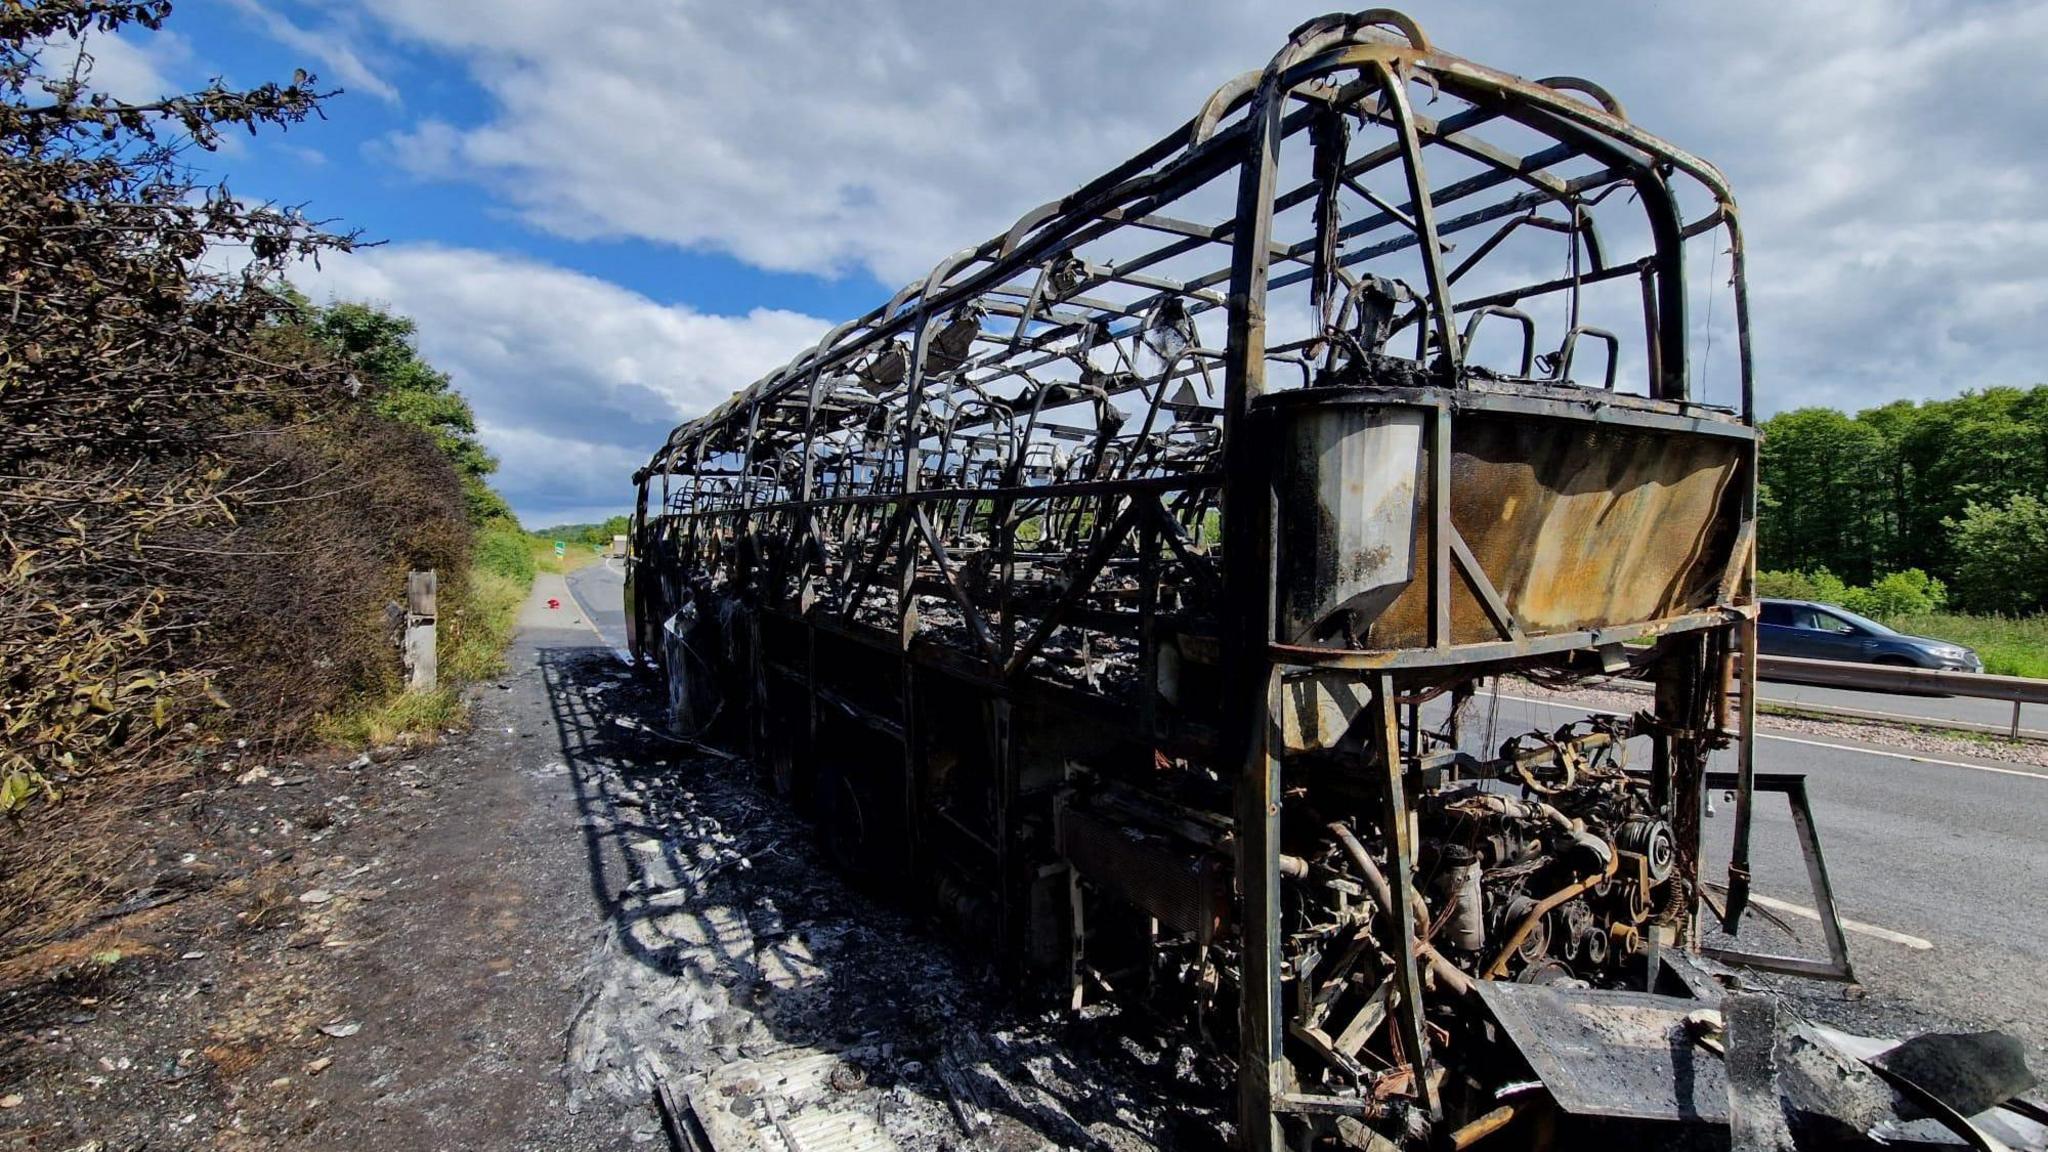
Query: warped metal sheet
[{"left": 1475, "top": 981, "right": 1729, "bottom": 1124}]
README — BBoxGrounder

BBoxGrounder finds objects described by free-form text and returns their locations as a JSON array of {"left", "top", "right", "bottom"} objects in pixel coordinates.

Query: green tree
[
  {"left": 535, "top": 514, "right": 632, "bottom": 548},
  {"left": 1842, "top": 569, "right": 1947, "bottom": 617},
  {"left": 1757, "top": 408, "right": 1893, "bottom": 582},
  {"left": 1756, "top": 568, "right": 1852, "bottom": 605},
  {"left": 312, "top": 302, "right": 509, "bottom": 522},
  {"left": 1945, "top": 495, "right": 2048, "bottom": 615},
  {"left": 1891, "top": 387, "right": 2048, "bottom": 578},
  {"left": 1757, "top": 386, "right": 2048, "bottom": 590}
]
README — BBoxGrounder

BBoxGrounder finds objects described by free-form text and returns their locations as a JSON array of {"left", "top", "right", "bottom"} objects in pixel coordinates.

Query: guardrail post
[{"left": 405, "top": 569, "right": 437, "bottom": 691}]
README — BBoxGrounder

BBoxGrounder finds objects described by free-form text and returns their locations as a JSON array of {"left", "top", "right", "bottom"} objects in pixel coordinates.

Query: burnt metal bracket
[
  {"left": 1703, "top": 770, "right": 1856, "bottom": 984},
  {"left": 1370, "top": 673, "right": 1437, "bottom": 1114},
  {"left": 1446, "top": 524, "right": 1521, "bottom": 641}
]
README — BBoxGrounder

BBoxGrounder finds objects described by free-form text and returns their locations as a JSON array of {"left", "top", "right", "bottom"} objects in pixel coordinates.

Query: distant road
[{"left": 564, "top": 559, "right": 629, "bottom": 653}]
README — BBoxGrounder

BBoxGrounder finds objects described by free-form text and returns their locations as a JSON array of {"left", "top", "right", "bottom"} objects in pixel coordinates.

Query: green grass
[
  {"left": 442, "top": 566, "right": 526, "bottom": 683},
  {"left": 319, "top": 517, "right": 617, "bottom": 749},
  {"left": 1880, "top": 612, "right": 2048, "bottom": 679},
  {"left": 527, "top": 532, "right": 601, "bottom": 576},
  {"left": 316, "top": 683, "right": 467, "bottom": 747},
  {"left": 317, "top": 525, "right": 549, "bottom": 747}
]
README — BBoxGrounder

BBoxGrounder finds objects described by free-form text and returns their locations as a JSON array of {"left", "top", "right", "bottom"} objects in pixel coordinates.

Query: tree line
[
  {"left": 1758, "top": 386, "right": 2048, "bottom": 616},
  {"left": 536, "top": 514, "right": 633, "bottom": 549}
]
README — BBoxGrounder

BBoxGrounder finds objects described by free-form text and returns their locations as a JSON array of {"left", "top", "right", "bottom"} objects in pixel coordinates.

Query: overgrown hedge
[
  {"left": 0, "top": 3, "right": 489, "bottom": 951},
  {"left": 475, "top": 517, "right": 540, "bottom": 584},
  {"left": 1754, "top": 568, "right": 1948, "bottom": 618}
]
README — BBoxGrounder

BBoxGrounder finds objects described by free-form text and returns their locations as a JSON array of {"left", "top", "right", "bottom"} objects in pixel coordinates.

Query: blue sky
[
  {"left": 70, "top": 0, "right": 2048, "bottom": 525},
  {"left": 135, "top": 2, "right": 893, "bottom": 317}
]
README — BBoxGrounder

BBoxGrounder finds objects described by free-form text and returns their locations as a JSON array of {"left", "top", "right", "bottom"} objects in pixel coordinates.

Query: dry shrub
[
  {"left": 198, "top": 409, "right": 472, "bottom": 738},
  {"left": 0, "top": 4, "right": 472, "bottom": 956}
]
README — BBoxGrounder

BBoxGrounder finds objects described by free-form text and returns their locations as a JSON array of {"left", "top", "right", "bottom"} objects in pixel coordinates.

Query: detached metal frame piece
[{"left": 1703, "top": 771, "right": 1857, "bottom": 984}]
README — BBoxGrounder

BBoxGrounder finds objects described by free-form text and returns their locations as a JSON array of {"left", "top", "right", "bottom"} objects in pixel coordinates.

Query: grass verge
[
  {"left": 315, "top": 520, "right": 619, "bottom": 747},
  {"left": 1880, "top": 612, "right": 2048, "bottom": 679},
  {"left": 316, "top": 518, "right": 551, "bottom": 747},
  {"left": 528, "top": 532, "right": 603, "bottom": 575}
]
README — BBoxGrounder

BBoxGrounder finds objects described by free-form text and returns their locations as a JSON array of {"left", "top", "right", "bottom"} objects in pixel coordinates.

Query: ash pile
[{"left": 549, "top": 650, "right": 1236, "bottom": 1151}]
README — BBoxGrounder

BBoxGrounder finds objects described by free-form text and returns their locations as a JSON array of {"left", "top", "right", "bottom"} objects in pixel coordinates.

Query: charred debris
[{"left": 628, "top": 12, "right": 2040, "bottom": 1151}]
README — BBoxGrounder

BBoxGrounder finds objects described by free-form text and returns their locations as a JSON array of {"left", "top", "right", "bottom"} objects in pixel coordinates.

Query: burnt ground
[{"left": 0, "top": 576, "right": 1227, "bottom": 1151}]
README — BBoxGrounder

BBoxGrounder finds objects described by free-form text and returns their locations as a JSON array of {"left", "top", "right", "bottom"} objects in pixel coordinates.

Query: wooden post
[{"left": 404, "top": 569, "right": 437, "bottom": 691}]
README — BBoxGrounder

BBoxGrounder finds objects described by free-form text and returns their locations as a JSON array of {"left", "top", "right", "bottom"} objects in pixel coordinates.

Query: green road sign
[{"left": 553, "top": 540, "right": 566, "bottom": 557}]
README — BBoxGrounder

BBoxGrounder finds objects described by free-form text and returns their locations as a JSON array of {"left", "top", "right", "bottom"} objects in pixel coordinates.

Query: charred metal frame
[{"left": 630, "top": 11, "right": 1830, "bottom": 1149}]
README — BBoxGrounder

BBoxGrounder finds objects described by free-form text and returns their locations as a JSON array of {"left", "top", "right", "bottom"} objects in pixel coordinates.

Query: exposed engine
[{"left": 1058, "top": 705, "right": 1688, "bottom": 1104}]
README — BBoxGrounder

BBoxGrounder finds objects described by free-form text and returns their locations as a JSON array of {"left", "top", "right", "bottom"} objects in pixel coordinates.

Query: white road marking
[
  {"left": 1746, "top": 730, "right": 2048, "bottom": 781},
  {"left": 1490, "top": 693, "right": 2048, "bottom": 783},
  {"left": 1747, "top": 893, "right": 1934, "bottom": 951},
  {"left": 553, "top": 575, "right": 599, "bottom": 638}
]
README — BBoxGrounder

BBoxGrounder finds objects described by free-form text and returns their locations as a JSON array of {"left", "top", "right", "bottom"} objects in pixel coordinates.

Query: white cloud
[
  {"left": 347, "top": 0, "right": 2048, "bottom": 415},
  {"left": 359, "top": 0, "right": 1268, "bottom": 284},
  {"left": 222, "top": 0, "right": 401, "bottom": 105},
  {"left": 37, "top": 26, "right": 189, "bottom": 104},
  {"left": 293, "top": 245, "right": 828, "bottom": 524}
]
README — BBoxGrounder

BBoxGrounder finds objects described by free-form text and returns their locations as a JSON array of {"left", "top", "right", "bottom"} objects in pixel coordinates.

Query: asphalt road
[
  {"left": 566, "top": 564, "right": 2047, "bottom": 1059},
  {"left": 565, "top": 558, "right": 629, "bottom": 654}
]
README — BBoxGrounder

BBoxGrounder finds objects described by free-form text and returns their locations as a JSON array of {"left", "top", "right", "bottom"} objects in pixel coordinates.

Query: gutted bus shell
[{"left": 621, "top": 11, "right": 1964, "bottom": 1150}]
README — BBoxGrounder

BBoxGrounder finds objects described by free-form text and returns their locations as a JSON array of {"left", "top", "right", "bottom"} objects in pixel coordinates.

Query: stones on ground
[
  {"left": 298, "top": 888, "right": 333, "bottom": 905},
  {"left": 318, "top": 1021, "right": 362, "bottom": 1038}
]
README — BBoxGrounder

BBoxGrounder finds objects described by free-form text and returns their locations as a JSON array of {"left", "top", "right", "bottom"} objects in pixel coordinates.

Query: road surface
[
  {"left": 566, "top": 562, "right": 2047, "bottom": 1059},
  {"left": 566, "top": 557, "right": 630, "bottom": 654}
]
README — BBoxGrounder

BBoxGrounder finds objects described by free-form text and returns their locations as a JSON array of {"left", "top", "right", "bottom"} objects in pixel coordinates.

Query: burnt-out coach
[{"left": 629, "top": 12, "right": 1895, "bottom": 1149}]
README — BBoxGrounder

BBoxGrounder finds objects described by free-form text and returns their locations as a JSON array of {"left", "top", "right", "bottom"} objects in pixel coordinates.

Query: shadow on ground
[{"left": 532, "top": 643, "right": 1232, "bottom": 1151}]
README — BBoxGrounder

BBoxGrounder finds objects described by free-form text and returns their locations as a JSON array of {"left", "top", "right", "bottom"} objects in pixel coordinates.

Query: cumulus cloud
[
  {"left": 293, "top": 246, "right": 827, "bottom": 524},
  {"left": 348, "top": 0, "right": 2048, "bottom": 413},
  {"left": 244, "top": 2, "right": 2047, "bottom": 523},
  {"left": 221, "top": 0, "right": 401, "bottom": 106},
  {"left": 36, "top": 25, "right": 190, "bottom": 104}
]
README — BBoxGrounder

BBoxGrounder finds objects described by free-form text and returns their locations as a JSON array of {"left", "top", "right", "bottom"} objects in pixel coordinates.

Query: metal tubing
[
  {"left": 1370, "top": 673, "right": 1437, "bottom": 1114},
  {"left": 1223, "top": 54, "right": 1285, "bottom": 1152}
]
